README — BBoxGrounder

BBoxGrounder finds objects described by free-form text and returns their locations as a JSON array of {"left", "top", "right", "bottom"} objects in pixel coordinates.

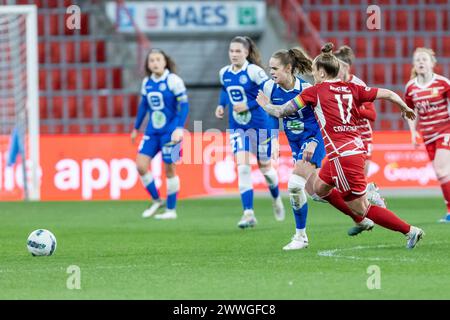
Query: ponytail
[
  {"left": 272, "top": 47, "right": 312, "bottom": 75},
  {"left": 313, "top": 42, "right": 340, "bottom": 78}
]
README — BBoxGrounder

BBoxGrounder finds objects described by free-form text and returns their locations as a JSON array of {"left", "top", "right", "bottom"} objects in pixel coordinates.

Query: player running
[
  {"left": 131, "top": 49, "right": 189, "bottom": 220},
  {"left": 334, "top": 45, "right": 386, "bottom": 209},
  {"left": 405, "top": 47, "right": 450, "bottom": 223},
  {"left": 215, "top": 36, "right": 285, "bottom": 229},
  {"left": 257, "top": 43, "right": 424, "bottom": 249},
  {"left": 263, "top": 47, "right": 374, "bottom": 250}
]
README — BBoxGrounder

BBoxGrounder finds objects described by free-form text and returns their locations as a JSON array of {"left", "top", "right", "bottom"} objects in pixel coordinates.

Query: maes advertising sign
[{"left": 106, "top": 1, "right": 266, "bottom": 33}]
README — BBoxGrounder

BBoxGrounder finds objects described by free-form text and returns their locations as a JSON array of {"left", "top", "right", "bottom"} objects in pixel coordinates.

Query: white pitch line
[{"left": 317, "top": 244, "right": 417, "bottom": 262}]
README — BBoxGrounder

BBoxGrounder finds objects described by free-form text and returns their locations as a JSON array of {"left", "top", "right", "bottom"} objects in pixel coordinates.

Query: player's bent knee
[
  {"left": 288, "top": 175, "right": 308, "bottom": 209},
  {"left": 238, "top": 164, "right": 252, "bottom": 193}
]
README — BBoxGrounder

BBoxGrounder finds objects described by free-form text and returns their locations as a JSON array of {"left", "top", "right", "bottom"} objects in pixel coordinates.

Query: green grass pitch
[{"left": 1, "top": 196, "right": 449, "bottom": 299}]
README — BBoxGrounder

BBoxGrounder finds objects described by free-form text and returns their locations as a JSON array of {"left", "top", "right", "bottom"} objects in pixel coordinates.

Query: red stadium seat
[
  {"left": 50, "top": 41, "right": 61, "bottom": 63},
  {"left": 48, "top": 14, "right": 60, "bottom": 36},
  {"left": 373, "top": 63, "right": 386, "bottom": 84},
  {"left": 98, "top": 96, "right": 108, "bottom": 118},
  {"left": 383, "top": 37, "right": 397, "bottom": 58},
  {"left": 424, "top": 10, "right": 437, "bottom": 31},
  {"left": 96, "top": 41, "right": 106, "bottom": 63},
  {"left": 37, "top": 14, "right": 44, "bottom": 36},
  {"left": 129, "top": 95, "right": 139, "bottom": 117},
  {"left": 394, "top": 10, "right": 409, "bottom": 31},
  {"left": 83, "top": 96, "right": 93, "bottom": 118},
  {"left": 337, "top": 11, "right": 351, "bottom": 31},
  {"left": 113, "top": 96, "right": 124, "bottom": 117},
  {"left": 38, "top": 42, "right": 46, "bottom": 63},
  {"left": 354, "top": 37, "right": 367, "bottom": 58},
  {"left": 65, "top": 42, "right": 75, "bottom": 63},
  {"left": 51, "top": 96, "right": 63, "bottom": 119},
  {"left": 38, "top": 70, "right": 47, "bottom": 91},
  {"left": 80, "top": 41, "right": 91, "bottom": 62},
  {"left": 39, "top": 97, "right": 47, "bottom": 119},
  {"left": 66, "top": 69, "right": 77, "bottom": 90},
  {"left": 67, "top": 96, "right": 78, "bottom": 118},
  {"left": 443, "top": 36, "right": 450, "bottom": 57},
  {"left": 51, "top": 70, "right": 62, "bottom": 90},
  {"left": 308, "top": 11, "right": 321, "bottom": 30}
]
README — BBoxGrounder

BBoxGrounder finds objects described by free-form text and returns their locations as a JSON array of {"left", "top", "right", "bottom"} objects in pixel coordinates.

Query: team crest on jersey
[
  {"left": 159, "top": 83, "right": 167, "bottom": 91},
  {"left": 239, "top": 75, "right": 248, "bottom": 85},
  {"left": 431, "top": 87, "right": 439, "bottom": 96}
]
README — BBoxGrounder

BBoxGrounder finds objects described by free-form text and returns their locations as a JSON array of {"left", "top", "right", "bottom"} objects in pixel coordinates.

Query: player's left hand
[
  {"left": 256, "top": 90, "right": 270, "bottom": 108},
  {"left": 171, "top": 128, "right": 184, "bottom": 143},
  {"left": 233, "top": 103, "right": 248, "bottom": 113},
  {"left": 302, "top": 141, "right": 317, "bottom": 163}
]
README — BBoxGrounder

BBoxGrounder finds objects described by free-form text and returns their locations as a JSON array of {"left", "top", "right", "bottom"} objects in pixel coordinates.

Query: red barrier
[{"left": 0, "top": 132, "right": 438, "bottom": 201}]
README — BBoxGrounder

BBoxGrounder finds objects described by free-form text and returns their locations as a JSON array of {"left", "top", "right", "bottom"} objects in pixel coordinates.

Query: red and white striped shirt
[
  {"left": 348, "top": 75, "right": 376, "bottom": 146},
  {"left": 291, "top": 80, "right": 378, "bottom": 160},
  {"left": 405, "top": 74, "right": 450, "bottom": 144}
]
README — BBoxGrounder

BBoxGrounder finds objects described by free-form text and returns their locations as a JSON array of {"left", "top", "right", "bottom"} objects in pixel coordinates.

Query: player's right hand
[
  {"left": 215, "top": 106, "right": 224, "bottom": 119},
  {"left": 401, "top": 107, "right": 416, "bottom": 121},
  {"left": 130, "top": 129, "right": 138, "bottom": 144}
]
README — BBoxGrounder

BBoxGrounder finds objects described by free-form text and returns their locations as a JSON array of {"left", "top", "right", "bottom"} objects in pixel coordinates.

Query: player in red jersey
[
  {"left": 257, "top": 43, "right": 424, "bottom": 249},
  {"left": 405, "top": 47, "right": 450, "bottom": 223},
  {"left": 334, "top": 45, "right": 386, "bottom": 209}
]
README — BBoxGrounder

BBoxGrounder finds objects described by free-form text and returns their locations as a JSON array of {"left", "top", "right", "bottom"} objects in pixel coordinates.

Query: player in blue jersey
[
  {"left": 131, "top": 49, "right": 189, "bottom": 220},
  {"left": 263, "top": 48, "right": 374, "bottom": 249},
  {"left": 215, "top": 36, "right": 285, "bottom": 228}
]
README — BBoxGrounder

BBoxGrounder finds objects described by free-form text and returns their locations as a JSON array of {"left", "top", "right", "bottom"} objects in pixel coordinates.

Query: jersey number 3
[{"left": 335, "top": 94, "right": 353, "bottom": 124}]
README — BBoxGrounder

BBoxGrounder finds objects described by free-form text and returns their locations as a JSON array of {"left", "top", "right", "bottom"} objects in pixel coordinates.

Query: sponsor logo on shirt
[{"left": 330, "top": 85, "right": 351, "bottom": 93}]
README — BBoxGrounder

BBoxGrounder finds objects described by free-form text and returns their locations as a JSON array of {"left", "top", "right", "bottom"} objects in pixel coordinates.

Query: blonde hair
[{"left": 411, "top": 47, "right": 436, "bottom": 79}]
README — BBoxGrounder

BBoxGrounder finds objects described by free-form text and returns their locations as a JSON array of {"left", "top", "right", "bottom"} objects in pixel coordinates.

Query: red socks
[
  {"left": 366, "top": 205, "right": 410, "bottom": 234},
  {"left": 323, "top": 189, "right": 364, "bottom": 223},
  {"left": 440, "top": 181, "right": 450, "bottom": 212}
]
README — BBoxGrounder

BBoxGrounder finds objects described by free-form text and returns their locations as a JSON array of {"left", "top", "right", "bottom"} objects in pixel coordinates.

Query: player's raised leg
[
  {"left": 335, "top": 155, "right": 424, "bottom": 249},
  {"left": 315, "top": 157, "right": 374, "bottom": 236}
]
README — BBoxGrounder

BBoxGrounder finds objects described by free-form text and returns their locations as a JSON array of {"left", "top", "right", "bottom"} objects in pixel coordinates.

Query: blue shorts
[
  {"left": 138, "top": 132, "right": 181, "bottom": 164},
  {"left": 289, "top": 137, "right": 326, "bottom": 168},
  {"left": 229, "top": 128, "right": 272, "bottom": 162}
]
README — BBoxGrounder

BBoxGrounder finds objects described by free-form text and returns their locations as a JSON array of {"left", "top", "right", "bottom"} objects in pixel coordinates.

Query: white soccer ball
[{"left": 27, "top": 229, "right": 57, "bottom": 256}]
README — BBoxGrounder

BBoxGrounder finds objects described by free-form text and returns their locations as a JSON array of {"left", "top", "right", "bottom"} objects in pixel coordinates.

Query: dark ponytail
[
  {"left": 272, "top": 47, "right": 312, "bottom": 75},
  {"left": 230, "top": 36, "right": 263, "bottom": 68}
]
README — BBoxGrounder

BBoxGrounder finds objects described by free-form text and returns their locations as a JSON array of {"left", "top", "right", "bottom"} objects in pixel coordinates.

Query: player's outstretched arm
[
  {"left": 376, "top": 88, "right": 416, "bottom": 121},
  {"left": 256, "top": 90, "right": 298, "bottom": 118}
]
